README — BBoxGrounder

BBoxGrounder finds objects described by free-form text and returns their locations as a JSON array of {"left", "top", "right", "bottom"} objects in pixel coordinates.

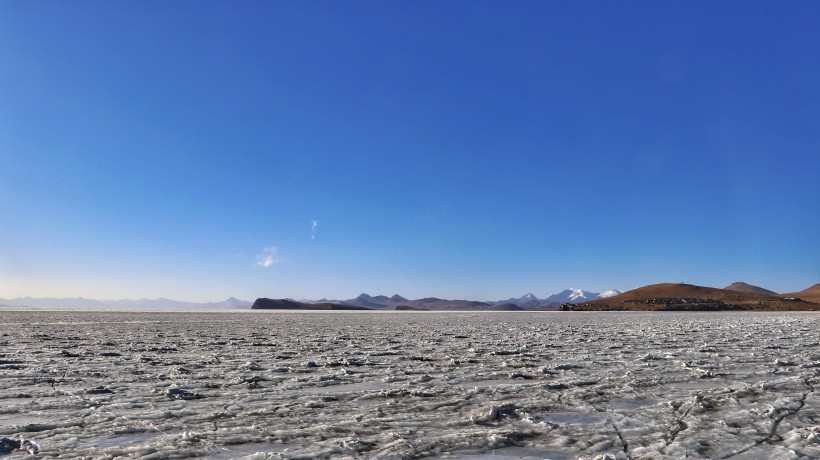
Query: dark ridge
[{"left": 251, "top": 298, "right": 371, "bottom": 310}]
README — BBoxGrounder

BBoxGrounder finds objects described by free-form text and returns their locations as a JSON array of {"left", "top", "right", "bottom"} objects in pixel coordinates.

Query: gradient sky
[{"left": 2, "top": 1, "right": 819, "bottom": 302}]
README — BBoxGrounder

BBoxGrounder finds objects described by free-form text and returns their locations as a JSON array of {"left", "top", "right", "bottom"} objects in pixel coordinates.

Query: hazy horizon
[{"left": 3, "top": 2, "right": 819, "bottom": 303}]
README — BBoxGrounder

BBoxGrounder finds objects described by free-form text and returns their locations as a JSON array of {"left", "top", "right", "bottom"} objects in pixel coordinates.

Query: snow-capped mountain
[
  {"left": 497, "top": 293, "right": 543, "bottom": 308},
  {"left": 599, "top": 289, "right": 623, "bottom": 299},
  {"left": 545, "top": 289, "right": 601, "bottom": 304},
  {"left": 520, "top": 293, "right": 538, "bottom": 302}
]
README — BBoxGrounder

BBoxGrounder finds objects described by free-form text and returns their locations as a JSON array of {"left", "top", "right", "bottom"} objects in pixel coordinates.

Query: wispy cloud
[
  {"left": 256, "top": 246, "right": 283, "bottom": 268},
  {"left": 311, "top": 220, "right": 319, "bottom": 240}
]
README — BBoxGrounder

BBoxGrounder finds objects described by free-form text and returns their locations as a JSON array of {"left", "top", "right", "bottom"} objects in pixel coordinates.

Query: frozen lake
[{"left": 1, "top": 310, "right": 818, "bottom": 459}]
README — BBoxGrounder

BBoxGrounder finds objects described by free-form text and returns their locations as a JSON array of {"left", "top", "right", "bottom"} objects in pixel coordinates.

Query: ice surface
[{"left": 0, "top": 310, "right": 818, "bottom": 458}]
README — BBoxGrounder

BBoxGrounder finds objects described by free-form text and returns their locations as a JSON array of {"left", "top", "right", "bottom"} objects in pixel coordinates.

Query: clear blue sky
[{"left": 2, "top": 1, "right": 818, "bottom": 302}]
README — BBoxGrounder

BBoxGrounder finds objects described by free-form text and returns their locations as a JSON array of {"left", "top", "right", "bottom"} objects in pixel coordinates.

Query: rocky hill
[{"left": 782, "top": 284, "right": 820, "bottom": 304}]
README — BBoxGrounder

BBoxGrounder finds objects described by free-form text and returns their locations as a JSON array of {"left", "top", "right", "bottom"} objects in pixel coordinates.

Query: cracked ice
[{"left": 0, "top": 310, "right": 818, "bottom": 459}]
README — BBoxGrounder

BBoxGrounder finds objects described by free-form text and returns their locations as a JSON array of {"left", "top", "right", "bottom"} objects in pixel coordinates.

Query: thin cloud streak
[{"left": 256, "top": 247, "right": 283, "bottom": 268}]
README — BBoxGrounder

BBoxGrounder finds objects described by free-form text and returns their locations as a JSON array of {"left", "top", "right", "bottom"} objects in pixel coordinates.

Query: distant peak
[
  {"left": 545, "top": 288, "right": 601, "bottom": 304},
  {"left": 723, "top": 282, "right": 776, "bottom": 295},
  {"left": 725, "top": 282, "right": 752, "bottom": 288}
]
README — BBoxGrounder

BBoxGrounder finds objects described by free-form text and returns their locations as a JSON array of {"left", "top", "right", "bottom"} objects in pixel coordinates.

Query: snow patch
[{"left": 599, "top": 289, "right": 623, "bottom": 298}]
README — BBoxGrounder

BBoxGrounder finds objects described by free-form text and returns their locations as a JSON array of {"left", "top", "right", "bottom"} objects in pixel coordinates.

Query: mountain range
[
  {"left": 303, "top": 293, "right": 525, "bottom": 311},
  {"left": 260, "top": 282, "right": 819, "bottom": 311},
  {"left": 295, "top": 289, "right": 625, "bottom": 311},
  {"left": 4, "top": 282, "right": 819, "bottom": 311},
  {"left": 0, "top": 296, "right": 251, "bottom": 309},
  {"left": 1, "top": 288, "right": 620, "bottom": 311}
]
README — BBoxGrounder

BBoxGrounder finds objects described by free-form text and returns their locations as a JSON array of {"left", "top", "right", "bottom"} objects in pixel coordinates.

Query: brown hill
[
  {"left": 566, "top": 283, "right": 820, "bottom": 311},
  {"left": 723, "top": 282, "right": 777, "bottom": 296},
  {"left": 782, "top": 284, "right": 820, "bottom": 304}
]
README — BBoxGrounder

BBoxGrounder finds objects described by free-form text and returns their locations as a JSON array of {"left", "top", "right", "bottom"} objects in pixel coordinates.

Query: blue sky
[{"left": 2, "top": 1, "right": 818, "bottom": 302}]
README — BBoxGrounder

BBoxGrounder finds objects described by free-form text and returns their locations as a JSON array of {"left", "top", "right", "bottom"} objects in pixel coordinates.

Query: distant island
[
  {"left": 252, "top": 282, "right": 820, "bottom": 312},
  {"left": 250, "top": 298, "right": 370, "bottom": 310}
]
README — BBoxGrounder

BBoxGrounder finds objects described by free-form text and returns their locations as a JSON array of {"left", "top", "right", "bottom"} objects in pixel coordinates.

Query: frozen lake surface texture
[{"left": 1, "top": 311, "right": 819, "bottom": 459}]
